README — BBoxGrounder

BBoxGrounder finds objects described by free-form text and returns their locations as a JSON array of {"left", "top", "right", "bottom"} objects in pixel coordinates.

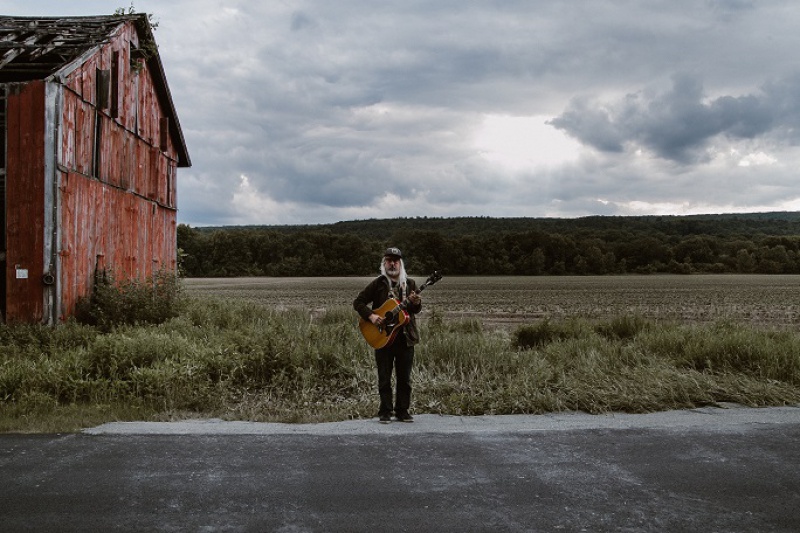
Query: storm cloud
[{"left": 549, "top": 73, "right": 797, "bottom": 164}]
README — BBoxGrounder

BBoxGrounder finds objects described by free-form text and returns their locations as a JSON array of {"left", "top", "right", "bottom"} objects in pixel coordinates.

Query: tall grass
[{"left": 1, "top": 294, "right": 799, "bottom": 432}]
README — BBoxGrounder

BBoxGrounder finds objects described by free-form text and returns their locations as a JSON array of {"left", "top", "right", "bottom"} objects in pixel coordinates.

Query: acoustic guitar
[{"left": 358, "top": 271, "right": 443, "bottom": 349}]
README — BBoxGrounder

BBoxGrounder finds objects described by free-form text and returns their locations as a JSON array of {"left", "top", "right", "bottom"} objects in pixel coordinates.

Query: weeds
[
  {"left": 74, "top": 270, "right": 183, "bottom": 330},
  {"left": 512, "top": 318, "right": 588, "bottom": 349}
]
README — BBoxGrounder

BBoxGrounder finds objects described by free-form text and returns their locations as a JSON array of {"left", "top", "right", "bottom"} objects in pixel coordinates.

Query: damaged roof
[
  {"left": 0, "top": 15, "right": 135, "bottom": 82},
  {"left": 0, "top": 14, "right": 190, "bottom": 167}
]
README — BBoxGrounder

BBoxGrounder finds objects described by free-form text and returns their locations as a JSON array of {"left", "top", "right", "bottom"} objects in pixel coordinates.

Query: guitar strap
[
  {"left": 388, "top": 281, "right": 409, "bottom": 335},
  {"left": 388, "top": 280, "right": 404, "bottom": 301}
]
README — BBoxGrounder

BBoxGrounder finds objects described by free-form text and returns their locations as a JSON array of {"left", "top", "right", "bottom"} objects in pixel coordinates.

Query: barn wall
[
  {"left": 58, "top": 170, "right": 176, "bottom": 319},
  {"left": 54, "top": 20, "right": 179, "bottom": 320},
  {"left": 4, "top": 81, "right": 46, "bottom": 323}
]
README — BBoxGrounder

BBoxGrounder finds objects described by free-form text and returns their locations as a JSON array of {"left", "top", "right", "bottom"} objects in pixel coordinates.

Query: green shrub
[{"left": 75, "top": 270, "right": 184, "bottom": 330}]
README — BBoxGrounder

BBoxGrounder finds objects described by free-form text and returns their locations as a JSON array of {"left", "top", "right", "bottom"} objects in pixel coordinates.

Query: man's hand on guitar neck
[{"left": 408, "top": 291, "right": 421, "bottom": 306}]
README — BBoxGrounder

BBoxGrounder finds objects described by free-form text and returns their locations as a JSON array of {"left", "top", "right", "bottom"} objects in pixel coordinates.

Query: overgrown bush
[{"left": 75, "top": 270, "right": 183, "bottom": 330}]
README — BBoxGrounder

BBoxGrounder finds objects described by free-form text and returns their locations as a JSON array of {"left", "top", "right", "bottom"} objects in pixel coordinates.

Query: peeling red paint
[
  {"left": 1, "top": 16, "right": 189, "bottom": 324},
  {"left": 4, "top": 81, "right": 47, "bottom": 322}
]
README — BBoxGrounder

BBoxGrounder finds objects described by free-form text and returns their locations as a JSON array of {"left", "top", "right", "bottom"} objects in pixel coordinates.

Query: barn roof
[{"left": 0, "top": 14, "right": 190, "bottom": 167}]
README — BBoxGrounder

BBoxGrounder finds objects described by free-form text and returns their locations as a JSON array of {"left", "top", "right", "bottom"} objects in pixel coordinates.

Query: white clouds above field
[{"left": 3, "top": 0, "right": 800, "bottom": 225}]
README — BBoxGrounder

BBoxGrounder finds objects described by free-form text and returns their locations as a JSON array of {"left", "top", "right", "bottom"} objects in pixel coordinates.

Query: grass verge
[{"left": 2, "top": 297, "right": 799, "bottom": 432}]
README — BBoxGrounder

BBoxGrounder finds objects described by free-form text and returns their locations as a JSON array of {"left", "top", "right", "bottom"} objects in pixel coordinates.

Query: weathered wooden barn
[{"left": 0, "top": 14, "right": 190, "bottom": 324}]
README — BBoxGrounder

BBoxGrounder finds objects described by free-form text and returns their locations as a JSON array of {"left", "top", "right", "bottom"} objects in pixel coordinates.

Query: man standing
[{"left": 354, "top": 247, "right": 422, "bottom": 423}]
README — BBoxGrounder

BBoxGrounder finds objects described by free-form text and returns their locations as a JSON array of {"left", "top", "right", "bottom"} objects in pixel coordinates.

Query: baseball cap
[{"left": 383, "top": 247, "right": 403, "bottom": 259}]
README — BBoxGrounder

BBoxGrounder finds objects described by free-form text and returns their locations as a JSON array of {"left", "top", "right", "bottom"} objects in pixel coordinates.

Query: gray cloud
[
  {"left": 548, "top": 73, "right": 799, "bottom": 164},
  {"left": 163, "top": 1, "right": 800, "bottom": 223}
]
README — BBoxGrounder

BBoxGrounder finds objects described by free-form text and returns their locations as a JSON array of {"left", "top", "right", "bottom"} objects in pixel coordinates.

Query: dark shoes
[{"left": 378, "top": 412, "right": 413, "bottom": 423}]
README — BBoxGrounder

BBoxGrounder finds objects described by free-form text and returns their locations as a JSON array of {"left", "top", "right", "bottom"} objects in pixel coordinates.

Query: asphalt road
[{"left": 2, "top": 405, "right": 799, "bottom": 532}]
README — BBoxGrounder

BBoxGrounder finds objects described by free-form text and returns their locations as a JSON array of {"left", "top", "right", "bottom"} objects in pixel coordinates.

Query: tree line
[{"left": 177, "top": 213, "right": 800, "bottom": 277}]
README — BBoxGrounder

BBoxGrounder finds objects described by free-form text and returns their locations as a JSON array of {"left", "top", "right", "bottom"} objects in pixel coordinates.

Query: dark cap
[{"left": 383, "top": 247, "right": 403, "bottom": 259}]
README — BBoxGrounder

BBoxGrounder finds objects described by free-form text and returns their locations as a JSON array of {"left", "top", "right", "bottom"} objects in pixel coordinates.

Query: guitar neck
[
  {"left": 396, "top": 282, "right": 430, "bottom": 310},
  {"left": 375, "top": 273, "right": 441, "bottom": 327}
]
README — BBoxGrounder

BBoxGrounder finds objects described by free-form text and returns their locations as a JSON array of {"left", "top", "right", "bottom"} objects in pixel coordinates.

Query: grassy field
[{"left": 1, "top": 274, "right": 799, "bottom": 432}]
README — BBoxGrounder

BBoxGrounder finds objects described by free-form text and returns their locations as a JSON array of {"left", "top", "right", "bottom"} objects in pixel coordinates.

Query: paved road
[{"left": 2, "top": 406, "right": 799, "bottom": 532}]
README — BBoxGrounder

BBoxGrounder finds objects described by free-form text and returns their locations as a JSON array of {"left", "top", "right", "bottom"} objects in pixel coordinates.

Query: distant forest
[{"left": 177, "top": 212, "right": 800, "bottom": 277}]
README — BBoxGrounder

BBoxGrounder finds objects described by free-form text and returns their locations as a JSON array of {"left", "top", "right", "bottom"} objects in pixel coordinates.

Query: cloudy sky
[{"left": 3, "top": 1, "right": 800, "bottom": 226}]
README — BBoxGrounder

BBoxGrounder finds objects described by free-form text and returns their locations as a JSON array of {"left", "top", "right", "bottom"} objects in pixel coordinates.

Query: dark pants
[{"left": 374, "top": 336, "right": 414, "bottom": 416}]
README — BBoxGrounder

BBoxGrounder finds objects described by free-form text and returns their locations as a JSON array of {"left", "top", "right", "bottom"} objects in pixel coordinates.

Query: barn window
[
  {"left": 92, "top": 114, "right": 103, "bottom": 179},
  {"left": 96, "top": 68, "right": 110, "bottom": 110},
  {"left": 110, "top": 52, "right": 120, "bottom": 119},
  {"left": 166, "top": 163, "right": 175, "bottom": 207},
  {"left": 159, "top": 117, "right": 169, "bottom": 152},
  {"left": 130, "top": 42, "right": 146, "bottom": 72}
]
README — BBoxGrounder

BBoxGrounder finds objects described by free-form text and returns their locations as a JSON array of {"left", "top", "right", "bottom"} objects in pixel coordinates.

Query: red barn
[{"left": 0, "top": 15, "right": 190, "bottom": 324}]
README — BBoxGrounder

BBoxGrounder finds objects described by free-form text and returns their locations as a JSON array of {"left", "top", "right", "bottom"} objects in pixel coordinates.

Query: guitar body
[
  {"left": 357, "top": 271, "right": 442, "bottom": 349},
  {"left": 358, "top": 299, "right": 410, "bottom": 349}
]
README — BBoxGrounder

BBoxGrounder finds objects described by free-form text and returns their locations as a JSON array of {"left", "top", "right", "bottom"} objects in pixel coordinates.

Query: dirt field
[{"left": 183, "top": 274, "right": 800, "bottom": 329}]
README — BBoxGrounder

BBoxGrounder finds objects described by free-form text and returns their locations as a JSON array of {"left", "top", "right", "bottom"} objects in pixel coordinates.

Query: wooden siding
[
  {"left": 59, "top": 90, "right": 176, "bottom": 208},
  {"left": 54, "top": 20, "right": 179, "bottom": 320},
  {"left": 58, "top": 170, "right": 176, "bottom": 320},
  {"left": 4, "top": 81, "right": 46, "bottom": 323}
]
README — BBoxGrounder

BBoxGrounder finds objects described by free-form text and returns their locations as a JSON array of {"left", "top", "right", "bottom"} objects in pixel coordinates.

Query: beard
[{"left": 385, "top": 264, "right": 400, "bottom": 278}]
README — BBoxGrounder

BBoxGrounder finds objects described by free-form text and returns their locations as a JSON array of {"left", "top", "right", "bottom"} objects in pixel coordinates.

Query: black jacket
[{"left": 353, "top": 276, "right": 421, "bottom": 346}]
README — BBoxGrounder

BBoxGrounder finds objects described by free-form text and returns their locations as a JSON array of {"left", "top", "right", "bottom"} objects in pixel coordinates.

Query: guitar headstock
[{"left": 426, "top": 270, "right": 443, "bottom": 286}]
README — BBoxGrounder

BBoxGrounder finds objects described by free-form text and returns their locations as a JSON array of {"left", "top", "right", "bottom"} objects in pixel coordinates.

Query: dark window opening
[
  {"left": 110, "top": 52, "right": 120, "bottom": 119},
  {"left": 92, "top": 111, "right": 102, "bottom": 180},
  {"left": 166, "top": 163, "right": 174, "bottom": 208},
  {"left": 96, "top": 68, "right": 110, "bottom": 110},
  {"left": 159, "top": 117, "right": 169, "bottom": 152}
]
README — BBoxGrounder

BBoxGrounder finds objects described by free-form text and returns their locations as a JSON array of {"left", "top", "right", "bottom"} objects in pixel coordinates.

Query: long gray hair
[{"left": 380, "top": 258, "right": 408, "bottom": 297}]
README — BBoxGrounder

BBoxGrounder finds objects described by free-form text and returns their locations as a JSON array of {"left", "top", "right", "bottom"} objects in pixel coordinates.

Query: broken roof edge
[
  {"left": 47, "top": 15, "right": 133, "bottom": 81},
  {"left": 40, "top": 13, "right": 191, "bottom": 168},
  {"left": 131, "top": 13, "right": 192, "bottom": 168},
  {"left": 145, "top": 30, "right": 192, "bottom": 168}
]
